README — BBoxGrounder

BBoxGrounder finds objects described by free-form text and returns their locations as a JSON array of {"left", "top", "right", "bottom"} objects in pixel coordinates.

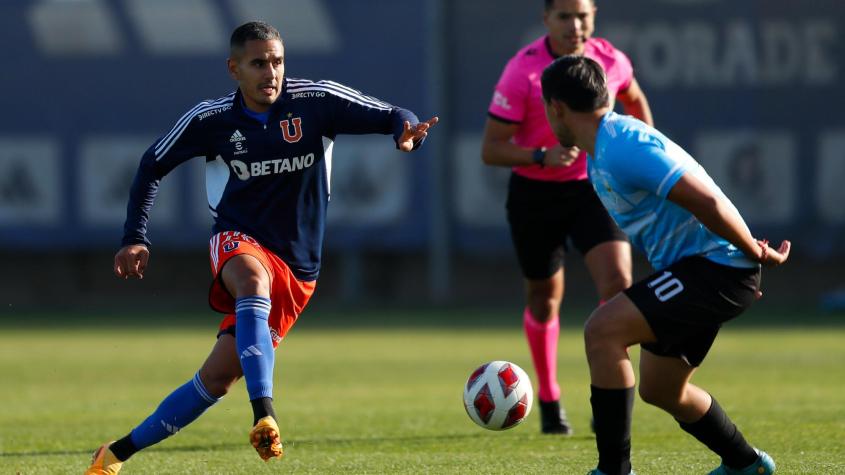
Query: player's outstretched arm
[
  {"left": 114, "top": 244, "right": 150, "bottom": 279},
  {"left": 397, "top": 116, "right": 439, "bottom": 152},
  {"left": 667, "top": 172, "right": 790, "bottom": 266}
]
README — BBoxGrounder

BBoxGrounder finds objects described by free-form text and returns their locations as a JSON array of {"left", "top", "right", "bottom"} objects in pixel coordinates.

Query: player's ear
[
  {"left": 551, "top": 98, "right": 566, "bottom": 118},
  {"left": 227, "top": 57, "right": 239, "bottom": 81}
]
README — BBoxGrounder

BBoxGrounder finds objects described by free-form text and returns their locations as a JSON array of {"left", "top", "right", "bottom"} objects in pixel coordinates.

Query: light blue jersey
[{"left": 588, "top": 112, "right": 757, "bottom": 271}]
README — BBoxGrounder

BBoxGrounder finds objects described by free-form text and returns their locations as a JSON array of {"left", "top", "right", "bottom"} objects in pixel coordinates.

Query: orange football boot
[
  {"left": 249, "top": 416, "right": 283, "bottom": 461},
  {"left": 84, "top": 442, "right": 122, "bottom": 475}
]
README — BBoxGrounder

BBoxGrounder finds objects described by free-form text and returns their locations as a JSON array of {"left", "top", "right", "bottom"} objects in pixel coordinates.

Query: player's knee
[
  {"left": 526, "top": 290, "right": 559, "bottom": 322},
  {"left": 238, "top": 274, "right": 270, "bottom": 297},
  {"left": 222, "top": 256, "right": 271, "bottom": 298},
  {"left": 583, "top": 311, "right": 613, "bottom": 357},
  {"left": 638, "top": 383, "right": 662, "bottom": 406},
  {"left": 601, "top": 272, "right": 632, "bottom": 297},
  {"left": 591, "top": 264, "right": 631, "bottom": 300},
  {"left": 638, "top": 382, "right": 679, "bottom": 410},
  {"left": 225, "top": 271, "right": 270, "bottom": 299}
]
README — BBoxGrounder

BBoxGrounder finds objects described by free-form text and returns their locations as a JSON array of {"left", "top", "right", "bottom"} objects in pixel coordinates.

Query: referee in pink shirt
[{"left": 481, "top": 0, "right": 653, "bottom": 435}]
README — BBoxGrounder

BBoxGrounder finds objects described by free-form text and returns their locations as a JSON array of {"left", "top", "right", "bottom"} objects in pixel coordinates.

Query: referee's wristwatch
[{"left": 532, "top": 147, "right": 547, "bottom": 167}]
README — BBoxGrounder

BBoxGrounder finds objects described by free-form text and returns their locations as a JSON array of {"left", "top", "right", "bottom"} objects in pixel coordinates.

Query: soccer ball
[{"left": 462, "top": 360, "right": 533, "bottom": 430}]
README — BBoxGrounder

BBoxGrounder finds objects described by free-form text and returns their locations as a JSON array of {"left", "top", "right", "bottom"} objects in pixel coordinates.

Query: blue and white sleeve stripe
[
  {"left": 318, "top": 80, "right": 392, "bottom": 108},
  {"left": 286, "top": 78, "right": 392, "bottom": 111},
  {"left": 154, "top": 93, "right": 235, "bottom": 160}
]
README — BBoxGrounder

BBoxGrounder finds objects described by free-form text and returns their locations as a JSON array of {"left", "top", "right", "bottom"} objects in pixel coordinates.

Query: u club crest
[{"left": 280, "top": 117, "right": 303, "bottom": 143}]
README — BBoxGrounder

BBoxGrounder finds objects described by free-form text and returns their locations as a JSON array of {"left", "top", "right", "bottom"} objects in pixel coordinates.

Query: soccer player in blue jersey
[
  {"left": 85, "top": 21, "right": 437, "bottom": 474},
  {"left": 482, "top": 0, "right": 653, "bottom": 435},
  {"left": 540, "top": 55, "right": 789, "bottom": 475}
]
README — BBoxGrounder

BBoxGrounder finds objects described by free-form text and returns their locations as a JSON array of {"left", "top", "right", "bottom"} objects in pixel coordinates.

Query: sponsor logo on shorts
[{"left": 220, "top": 231, "right": 259, "bottom": 246}]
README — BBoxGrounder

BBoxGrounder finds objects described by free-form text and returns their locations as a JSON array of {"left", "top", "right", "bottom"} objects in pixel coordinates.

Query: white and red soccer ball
[{"left": 463, "top": 360, "right": 533, "bottom": 430}]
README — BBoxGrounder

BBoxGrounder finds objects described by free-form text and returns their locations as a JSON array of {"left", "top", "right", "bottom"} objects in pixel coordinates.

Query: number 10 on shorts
[{"left": 647, "top": 271, "right": 684, "bottom": 302}]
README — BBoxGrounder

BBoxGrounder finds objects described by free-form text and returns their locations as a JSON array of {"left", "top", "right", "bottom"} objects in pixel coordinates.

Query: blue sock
[
  {"left": 235, "top": 296, "right": 274, "bottom": 401},
  {"left": 129, "top": 372, "right": 220, "bottom": 451}
]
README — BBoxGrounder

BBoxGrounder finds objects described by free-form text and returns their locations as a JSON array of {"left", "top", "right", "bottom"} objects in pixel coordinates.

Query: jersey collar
[{"left": 593, "top": 111, "right": 616, "bottom": 161}]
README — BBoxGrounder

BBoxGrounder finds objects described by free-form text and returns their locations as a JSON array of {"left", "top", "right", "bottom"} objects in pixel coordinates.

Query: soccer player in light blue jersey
[
  {"left": 540, "top": 55, "right": 790, "bottom": 475},
  {"left": 481, "top": 0, "right": 653, "bottom": 435}
]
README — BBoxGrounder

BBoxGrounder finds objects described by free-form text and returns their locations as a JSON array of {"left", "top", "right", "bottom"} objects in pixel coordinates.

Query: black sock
[
  {"left": 251, "top": 397, "right": 277, "bottom": 425},
  {"left": 590, "top": 385, "right": 635, "bottom": 475},
  {"left": 677, "top": 397, "right": 758, "bottom": 469},
  {"left": 108, "top": 434, "right": 138, "bottom": 462}
]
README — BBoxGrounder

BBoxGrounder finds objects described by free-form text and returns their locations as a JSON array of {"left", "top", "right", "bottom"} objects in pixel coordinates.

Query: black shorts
[
  {"left": 506, "top": 173, "right": 627, "bottom": 280},
  {"left": 624, "top": 256, "right": 761, "bottom": 367}
]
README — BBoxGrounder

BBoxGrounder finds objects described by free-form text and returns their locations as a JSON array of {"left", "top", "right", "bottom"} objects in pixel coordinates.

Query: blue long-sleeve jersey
[{"left": 123, "top": 77, "right": 422, "bottom": 281}]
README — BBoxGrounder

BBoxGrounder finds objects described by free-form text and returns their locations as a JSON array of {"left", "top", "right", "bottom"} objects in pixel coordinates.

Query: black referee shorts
[
  {"left": 506, "top": 173, "right": 627, "bottom": 280},
  {"left": 625, "top": 256, "right": 761, "bottom": 367}
]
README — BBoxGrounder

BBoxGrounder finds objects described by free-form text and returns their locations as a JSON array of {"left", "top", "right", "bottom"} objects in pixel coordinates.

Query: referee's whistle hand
[
  {"left": 545, "top": 145, "right": 579, "bottom": 167},
  {"left": 114, "top": 244, "right": 150, "bottom": 280}
]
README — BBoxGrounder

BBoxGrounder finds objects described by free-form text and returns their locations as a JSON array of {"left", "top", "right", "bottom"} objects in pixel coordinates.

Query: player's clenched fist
[{"left": 114, "top": 244, "right": 150, "bottom": 279}]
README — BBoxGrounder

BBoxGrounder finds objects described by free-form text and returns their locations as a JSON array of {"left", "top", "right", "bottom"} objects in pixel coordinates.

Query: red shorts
[{"left": 209, "top": 231, "right": 316, "bottom": 347}]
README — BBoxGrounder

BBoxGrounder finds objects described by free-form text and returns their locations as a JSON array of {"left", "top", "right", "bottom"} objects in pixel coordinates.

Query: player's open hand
[
  {"left": 757, "top": 239, "right": 791, "bottom": 267},
  {"left": 114, "top": 244, "right": 150, "bottom": 279},
  {"left": 545, "top": 145, "right": 580, "bottom": 167},
  {"left": 398, "top": 116, "right": 439, "bottom": 152}
]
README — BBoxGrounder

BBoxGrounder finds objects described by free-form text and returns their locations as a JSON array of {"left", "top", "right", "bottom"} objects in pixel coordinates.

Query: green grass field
[{"left": 1, "top": 312, "right": 844, "bottom": 474}]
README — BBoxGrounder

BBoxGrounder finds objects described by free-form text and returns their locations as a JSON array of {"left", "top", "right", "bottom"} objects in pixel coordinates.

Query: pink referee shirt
[{"left": 488, "top": 35, "right": 633, "bottom": 182}]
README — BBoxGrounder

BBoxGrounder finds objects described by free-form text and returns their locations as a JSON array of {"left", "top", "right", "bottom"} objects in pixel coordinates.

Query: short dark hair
[
  {"left": 544, "top": 0, "right": 594, "bottom": 10},
  {"left": 230, "top": 21, "right": 282, "bottom": 51},
  {"left": 541, "top": 55, "right": 609, "bottom": 112}
]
